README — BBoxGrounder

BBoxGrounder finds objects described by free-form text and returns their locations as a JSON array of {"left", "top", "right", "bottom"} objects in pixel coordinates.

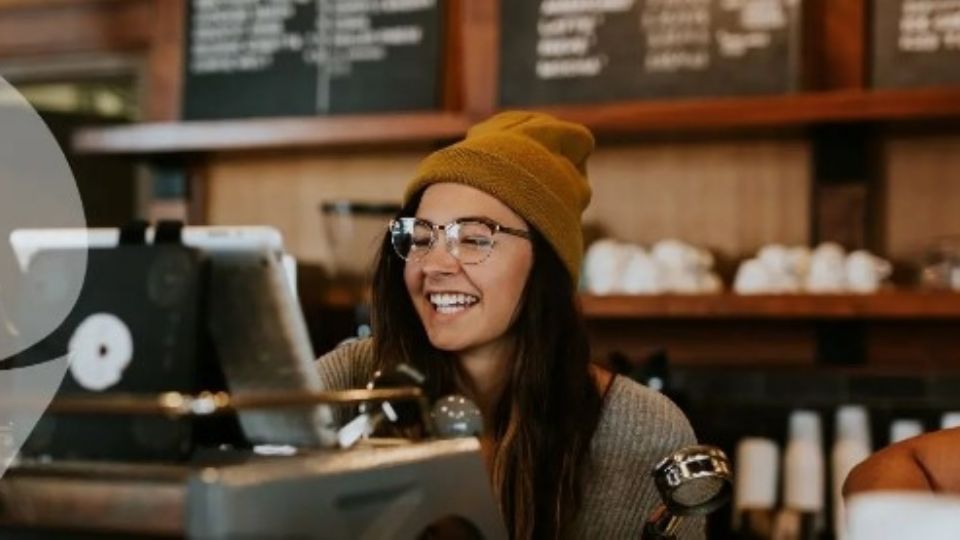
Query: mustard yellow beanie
[{"left": 404, "top": 111, "right": 594, "bottom": 284}]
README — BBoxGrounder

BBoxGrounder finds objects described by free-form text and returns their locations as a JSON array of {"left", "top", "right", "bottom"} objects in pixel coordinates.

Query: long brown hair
[{"left": 370, "top": 192, "right": 605, "bottom": 538}]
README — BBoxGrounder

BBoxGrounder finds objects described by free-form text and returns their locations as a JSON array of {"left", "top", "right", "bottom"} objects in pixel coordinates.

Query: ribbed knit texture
[{"left": 315, "top": 339, "right": 705, "bottom": 539}]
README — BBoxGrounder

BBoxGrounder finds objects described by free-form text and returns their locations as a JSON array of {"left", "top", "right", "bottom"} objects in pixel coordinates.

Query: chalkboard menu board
[
  {"left": 500, "top": 0, "right": 804, "bottom": 106},
  {"left": 182, "top": 0, "right": 443, "bottom": 120},
  {"left": 872, "top": 0, "right": 960, "bottom": 88}
]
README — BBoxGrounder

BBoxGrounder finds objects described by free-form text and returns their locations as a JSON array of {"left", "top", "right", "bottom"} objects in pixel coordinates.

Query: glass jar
[
  {"left": 920, "top": 235, "right": 960, "bottom": 291},
  {"left": 319, "top": 200, "right": 401, "bottom": 302}
]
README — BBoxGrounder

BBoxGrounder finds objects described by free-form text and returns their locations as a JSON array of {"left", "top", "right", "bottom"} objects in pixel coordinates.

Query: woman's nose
[{"left": 420, "top": 234, "right": 460, "bottom": 274}]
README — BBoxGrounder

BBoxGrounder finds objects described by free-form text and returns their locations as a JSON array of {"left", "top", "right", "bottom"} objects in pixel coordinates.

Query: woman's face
[{"left": 404, "top": 183, "right": 534, "bottom": 357}]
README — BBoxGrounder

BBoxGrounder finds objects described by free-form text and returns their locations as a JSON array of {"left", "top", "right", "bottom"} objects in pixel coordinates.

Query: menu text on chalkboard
[
  {"left": 872, "top": 0, "right": 960, "bottom": 88},
  {"left": 500, "top": 0, "right": 804, "bottom": 107},
  {"left": 183, "top": 0, "right": 443, "bottom": 120}
]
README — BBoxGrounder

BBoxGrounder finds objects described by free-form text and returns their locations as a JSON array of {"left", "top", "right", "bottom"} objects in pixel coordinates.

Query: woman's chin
[
  {"left": 426, "top": 333, "right": 469, "bottom": 353},
  {"left": 426, "top": 325, "right": 492, "bottom": 353}
]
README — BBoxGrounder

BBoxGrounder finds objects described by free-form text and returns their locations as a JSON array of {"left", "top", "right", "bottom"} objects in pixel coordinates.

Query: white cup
[
  {"left": 584, "top": 239, "right": 630, "bottom": 295},
  {"left": 846, "top": 250, "right": 892, "bottom": 294},
  {"left": 806, "top": 243, "right": 847, "bottom": 293},
  {"left": 735, "top": 258, "right": 774, "bottom": 294},
  {"left": 620, "top": 248, "right": 663, "bottom": 294}
]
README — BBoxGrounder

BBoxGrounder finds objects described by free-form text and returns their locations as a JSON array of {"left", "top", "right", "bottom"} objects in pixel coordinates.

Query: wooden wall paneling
[
  {"left": 458, "top": 0, "right": 498, "bottom": 116},
  {"left": 880, "top": 133, "right": 960, "bottom": 276},
  {"left": 145, "top": 0, "right": 184, "bottom": 122},
  {"left": 186, "top": 159, "right": 208, "bottom": 225},
  {"left": 814, "top": 182, "right": 868, "bottom": 248},
  {"left": 0, "top": 0, "right": 153, "bottom": 59},
  {"left": 811, "top": 124, "right": 878, "bottom": 251},
  {"left": 803, "top": 0, "right": 866, "bottom": 90},
  {"left": 583, "top": 139, "right": 811, "bottom": 269},
  {"left": 204, "top": 150, "right": 428, "bottom": 266}
]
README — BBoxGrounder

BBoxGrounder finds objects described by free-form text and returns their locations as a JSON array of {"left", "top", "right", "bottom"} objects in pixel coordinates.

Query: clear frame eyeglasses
[{"left": 389, "top": 216, "right": 531, "bottom": 265}]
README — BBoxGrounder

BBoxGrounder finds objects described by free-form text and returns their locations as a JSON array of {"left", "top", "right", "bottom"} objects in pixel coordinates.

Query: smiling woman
[
  {"left": 400, "top": 184, "right": 534, "bottom": 361},
  {"left": 315, "top": 111, "right": 702, "bottom": 539}
]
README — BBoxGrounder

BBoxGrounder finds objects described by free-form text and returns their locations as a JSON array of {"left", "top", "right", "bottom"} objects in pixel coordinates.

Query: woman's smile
[{"left": 428, "top": 292, "right": 480, "bottom": 315}]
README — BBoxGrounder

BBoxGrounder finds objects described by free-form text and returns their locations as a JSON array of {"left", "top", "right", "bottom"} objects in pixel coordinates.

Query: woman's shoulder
[
  {"left": 597, "top": 375, "right": 697, "bottom": 455},
  {"left": 573, "top": 376, "right": 703, "bottom": 538},
  {"left": 314, "top": 337, "right": 377, "bottom": 391}
]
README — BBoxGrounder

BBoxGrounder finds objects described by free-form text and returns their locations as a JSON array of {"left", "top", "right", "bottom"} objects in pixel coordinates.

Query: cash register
[{"left": 0, "top": 224, "right": 506, "bottom": 539}]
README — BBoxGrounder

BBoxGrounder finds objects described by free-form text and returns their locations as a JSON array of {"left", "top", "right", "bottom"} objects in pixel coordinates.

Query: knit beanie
[{"left": 404, "top": 111, "right": 594, "bottom": 284}]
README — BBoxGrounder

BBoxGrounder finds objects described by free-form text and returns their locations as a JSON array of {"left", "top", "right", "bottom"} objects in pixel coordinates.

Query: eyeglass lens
[{"left": 391, "top": 219, "right": 495, "bottom": 264}]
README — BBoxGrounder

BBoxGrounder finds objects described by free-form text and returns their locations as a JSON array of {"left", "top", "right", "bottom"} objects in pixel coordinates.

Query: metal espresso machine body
[
  {"left": 0, "top": 434, "right": 503, "bottom": 539},
  {"left": 0, "top": 225, "right": 506, "bottom": 539}
]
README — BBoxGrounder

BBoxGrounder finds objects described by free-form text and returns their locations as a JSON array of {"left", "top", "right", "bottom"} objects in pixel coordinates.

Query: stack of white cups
[
  {"left": 783, "top": 410, "right": 825, "bottom": 532},
  {"left": 941, "top": 412, "right": 960, "bottom": 430},
  {"left": 733, "top": 437, "right": 780, "bottom": 536},
  {"left": 831, "top": 406, "right": 872, "bottom": 540},
  {"left": 889, "top": 419, "right": 924, "bottom": 443}
]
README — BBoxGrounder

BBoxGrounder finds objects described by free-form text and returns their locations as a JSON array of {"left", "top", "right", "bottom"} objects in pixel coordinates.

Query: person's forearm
[
  {"left": 913, "top": 428, "right": 960, "bottom": 492},
  {"left": 844, "top": 428, "right": 960, "bottom": 496},
  {"left": 844, "top": 447, "right": 932, "bottom": 494}
]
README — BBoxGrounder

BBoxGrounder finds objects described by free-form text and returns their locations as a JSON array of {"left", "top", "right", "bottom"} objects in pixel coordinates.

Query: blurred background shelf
[
  {"left": 71, "top": 87, "right": 960, "bottom": 155},
  {"left": 541, "top": 87, "right": 960, "bottom": 136},
  {"left": 72, "top": 112, "right": 473, "bottom": 154},
  {"left": 580, "top": 291, "right": 960, "bottom": 319}
]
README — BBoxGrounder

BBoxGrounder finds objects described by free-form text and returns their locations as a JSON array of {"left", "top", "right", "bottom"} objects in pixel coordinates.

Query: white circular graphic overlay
[
  {"left": 1, "top": 74, "right": 87, "bottom": 479},
  {"left": 68, "top": 313, "right": 133, "bottom": 392}
]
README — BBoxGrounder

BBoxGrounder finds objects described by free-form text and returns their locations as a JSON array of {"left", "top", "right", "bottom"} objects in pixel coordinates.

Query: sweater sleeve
[
  {"left": 314, "top": 337, "right": 376, "bottom": 390},
  {"left": 314, "top": 338, "right": 377, "bottom": 425},
  {"left": 571, "top": 376, "right": 706, "bottom": 539}
]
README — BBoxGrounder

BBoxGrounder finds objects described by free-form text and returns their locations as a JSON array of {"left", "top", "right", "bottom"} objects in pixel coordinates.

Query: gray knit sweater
[{"left": 315, "top": 338, "right": 705, "bottom": 539}]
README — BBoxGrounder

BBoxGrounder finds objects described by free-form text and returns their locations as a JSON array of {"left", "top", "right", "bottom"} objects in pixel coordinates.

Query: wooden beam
[
  {"left": 187, "top": 161, "right": 208, "bottom": 225},
  {"left": 74, "top": 111, "right": 472, "bottom": 154},
  {"left": 0, "top": 0, "right": 153, "bottom": 59},
  {"left": 580, "top": 292, "right": 960, "bottom": 320},
  {"left": 804, "top": 0, "right": 866, "bottom": 90},
  {"left": 72, "top": 87, "right": 960, "bottom": 154},
  {"left": 539, "top": 87, "right": 960, "bottom": 135},
  {"left": 440, "top": 0, "right": 463, "bottom": 111},
  {"left": 145, "top": 0, "right": 184, "bottom": 122},
  {"left": 459, "top": 0, "right": 498, "bottom": 117}
]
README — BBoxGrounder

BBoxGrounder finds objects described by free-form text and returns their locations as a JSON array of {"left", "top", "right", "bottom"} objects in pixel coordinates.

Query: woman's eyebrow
[
  {"left": 413, "top": 214, "right": 494, "bottom": 224},
  {"left": 454, "top": 215, "right": 495, "bottom": 223}
]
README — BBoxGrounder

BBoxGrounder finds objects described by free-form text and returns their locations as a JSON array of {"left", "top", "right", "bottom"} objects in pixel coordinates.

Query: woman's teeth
[{"left": 429, "top": 293, "right": 479, "bottom": 314}]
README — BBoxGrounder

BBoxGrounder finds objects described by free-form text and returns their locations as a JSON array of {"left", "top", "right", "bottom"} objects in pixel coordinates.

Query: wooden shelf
[
  {"left": 72, "top": 111, "right": 473, "bottom": 154},
  {"left": 580, "top": 291, "right": 960, "bottom": 319},
  {"left": 539, "top": 87, "right": 960, "bottom": 135},
  {"left": 72, "top": 87, "right": 960, "bottom": 155}
]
